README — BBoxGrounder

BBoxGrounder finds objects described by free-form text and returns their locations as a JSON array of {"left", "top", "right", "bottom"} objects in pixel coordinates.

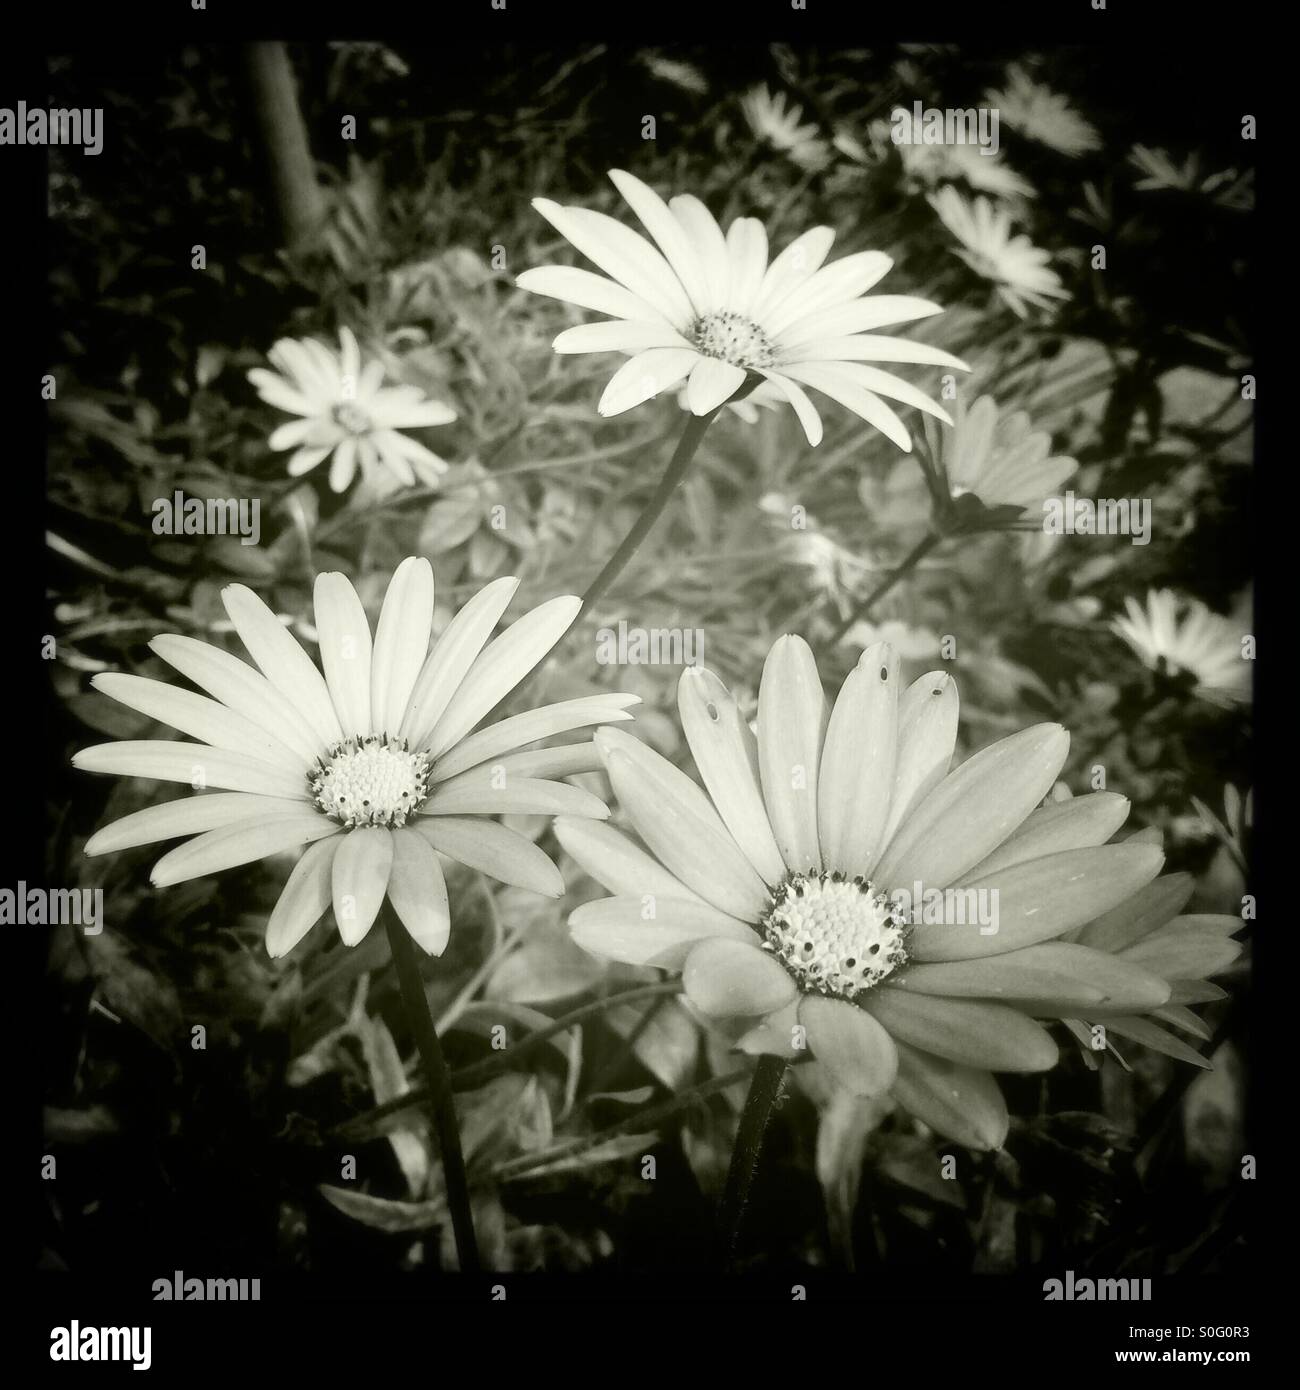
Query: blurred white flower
[
  {"left": 1111, "top": 589, "right": 1252, "bottom": 707},
  {"left": 518, "top": 168, "right": 968, "bottom": 450},
  {"left": 249, "top": 327, "right": 457, "bottom": 493},
  {"left": 929, "top": 393, "right": 1077, "bottom": 512},
  {"left": 986, "top": 66, "right": 1101, "bottom": 157},
  {"left": 879, "top": 116, "right": 1035, "bottom": 200},
  {"left": 928, "top": 188, "right": 1069, "bottom": 317},
  {"left": 639, "top": 52, "right": 709, "bottom": 96},
  {"left": 739, "top": 85, "right": 831, "bottom": 170}
]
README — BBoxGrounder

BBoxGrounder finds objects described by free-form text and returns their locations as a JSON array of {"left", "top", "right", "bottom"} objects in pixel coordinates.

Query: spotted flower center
[
  {"left": 690, "top": 310, "right": 775, "bottom": 371},
  {"left": 761, "top": 870, "right": 909, "bottom": 999},
  {"left": 332, "top": 402, "right": 373, "bottom": 436},
  {"left": 311, "top": 735, "right": 430, "bottom": 828}
]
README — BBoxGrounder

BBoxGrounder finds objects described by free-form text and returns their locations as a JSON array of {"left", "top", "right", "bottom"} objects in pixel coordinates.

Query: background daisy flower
[
  {"left": 986, "top": 65, "right": 1102, "bottom": 158},
  {"left": 928, "top": 187, "right": 1069, "bottom": 317},
  {"left": 248, "top": 326, "right": 458, "bottom": 492},
  {"left": 879, "top": 117, "right": 1035, "bottom": 200},
  {"left": 1111, "top": 589, "right": 1252, "bottom": 707},
  {"left": 517, "top": 168, "right": 969, "bottom": 450},
  {"left": 75, "top": 559, "right": 638, "bottom": 958},
  {"left": 557, "top": 639, "right": 1180, "bottom": 1149},
  {"left": 739, "top": 85, "right": 831, "bottom": 171},
  {"left": 927, "top": 392, "right": 1078, "bottom": 514}
]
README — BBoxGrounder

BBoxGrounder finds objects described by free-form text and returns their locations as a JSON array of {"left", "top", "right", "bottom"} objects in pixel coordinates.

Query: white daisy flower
[
  {"left": 928, "top": 188, "right": 1069, "bottom": 317},
  {"left": 986, "top": 65, "right": 1101, "bottom": 158},
  {"left": 928, "top": 393, "right": 1078, "bottom": 513},
  {"left": 739, "top": 85, "right": 831, "bottom": 171},
  {"left": 517, "top": 169, "right": 968, "bottom": 451},
  {"left": 248, "top": 327, "right": 457, "bottom": 493},
  {"left": 880, "top": 118, "right": 1035, "bottom": 200},
  {"left": 1111, "top": 589, "right": 1252, "bottom": 708},
  {"left": 75, "top": 560, "right": 639, "bottom": 957}
]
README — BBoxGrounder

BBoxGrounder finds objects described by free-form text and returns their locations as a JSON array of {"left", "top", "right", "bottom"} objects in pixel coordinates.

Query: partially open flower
[
  {"left": 928, "top": 188, "right": 1069, "bottom": 317},
  {"left": 518, "top": 169, "right": 968, "bottom": 449},
  {"left": 249, "top": 327, "right": 457, "bottom": 492},
  {"left": 985, "top": 65, "right": 1101, "bottom": 158},
  {"left": 1111, "top": 589, "right": 1252, "bottom": 708},
  {"left": 924, "top": 392, "right": 1078, "bottom": 520},
  {"left": 75, "top": 560, "right": 638, "bottom": 957},
  {"left": 557, "top": 638, "right": 1200, "bottom": 1150}
]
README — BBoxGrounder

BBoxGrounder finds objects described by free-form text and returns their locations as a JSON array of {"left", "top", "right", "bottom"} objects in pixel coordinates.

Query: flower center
[
  {"left": 332, "top": 402, "right": 373, "bottom": 435},
  {"left": 690, "top": 311, "right": 775, "bottom": 371},
  {"left": 310, "top": 735, "right": 430, "bottom": 828},
  {"left": 760, "top": 870, "right": 909, "bottom": 999}
]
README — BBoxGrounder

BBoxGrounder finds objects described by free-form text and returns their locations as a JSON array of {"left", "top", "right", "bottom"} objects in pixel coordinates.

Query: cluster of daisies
[{"left": 77, "top": 145, "right": 1245, "bottom": 1154}]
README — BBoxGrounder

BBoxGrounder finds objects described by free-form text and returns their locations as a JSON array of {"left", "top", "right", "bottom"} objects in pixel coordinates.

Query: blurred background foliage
[{"left": 43, "top": 41, "right": 1251, "bottom": 1277}]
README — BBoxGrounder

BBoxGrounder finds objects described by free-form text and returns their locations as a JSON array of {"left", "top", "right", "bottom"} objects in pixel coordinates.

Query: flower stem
[
  {"left": 718, "top": 1053, "right": 788, "bottom": 1268},
  {"left": 829, "top": 531, "right": 943, "bottom": 646},
  {"left": 578, "top": 407, "right": 720, "bottom": 615},
  {"left": 383, "top": 910, "right": 481, "bottom": 1274}
]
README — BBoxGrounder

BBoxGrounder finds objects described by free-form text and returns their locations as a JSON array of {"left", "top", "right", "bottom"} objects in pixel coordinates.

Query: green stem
[
  {"left": 578, "top": 407, "right": 721, "bottom": 616},
  {"left": 383, "top": 911, "right": 481, "bottom": 1274},
  {"left": 717, "top": 1054, "right": 788, "bottom": 1267},
  {"left": 830, "top": 531, "right": 943, "bottom": 646}
]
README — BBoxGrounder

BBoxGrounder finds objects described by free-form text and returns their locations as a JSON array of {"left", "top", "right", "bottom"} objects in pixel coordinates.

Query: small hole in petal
[{"left": 706, "top": 701, "right": 719, "bottom": 722}]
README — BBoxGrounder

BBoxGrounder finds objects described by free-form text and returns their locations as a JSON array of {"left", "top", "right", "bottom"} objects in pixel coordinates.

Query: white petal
[
  {"left": 570, "top": 895, "right": 756, "bottom": 970},
  {"left": 415, "top": 815, "right": 564, "bottom": 897},
  {"left": 879, "top": 671, "right": 959, "bottom": 851},
  {"left": 685, "top": 357, "right": 747, "bottom": 415},
  {"left": 387, "top": 827, "right": 451, "bottom": 955},
  {"left": 370, "top": 558, "right": 435, "bottom": 737},
  {"left": 332, "top": 827, "right": 393, "bottom": 946},
  {"left": 420, "top": 772, "right": 608, "bottom": 819},
  {"left": 427, "top": 595, "right": 582, "bottom": 758},
  {"left": 85, "top": 792, "right": 309, "bottom": 856},
  {"left": 553, "top": 815, "right": 708, "bottom": 904},
  {"left": 778, "top": 362, "right": 912, "bottom": 451},
  {"left": 91, "top": 673, "right": 304, "bottom": 773},
  {"left": 74, "top": 741, "right": 309, "bottom": 799},
  {"left": 515, "top": 265, "right": 663, "bottom": 322},
  {"left": 757, "top": 635, "right": 826, "bottom": 873},
  {"left": 752, "top": 225, "right": 836, "bottom": 322},
  {"left": 758, "top": 371, "right": 824, "bottom": 446},
  {"left": 552, "top": 320, "right": 689, "bottom": 354},
  {"left": 222, "top": 584, "right": 343, "bottom": 749},
  {"left": 266, "top": 835, "right": 340, "bottom": 957},
  {"left": 151, "top": 814, "right": 338, "bottom": 887},
  {"left": 314, "top": 572, "right": 374, "bottom": 735},
  {"left": 668, "top": 194, "right": 731, "bottom": 312},
  {"left": 608, "top": 168, "right": 712, "bottom": 314},
  {"left": 677, "top": 667, "right": 786, "bottom": 886},
  {"left": 764, "top": 250, "right": 894, "bottom": 337},
  {"left": 430, "top": 694, "right": 638, "bottom": 782},
  {"left": 816, "top": 643, "right": 900, "bottom": 876},
  {"left": 597, "top": 348, "right": 700, "bottom": 416}
]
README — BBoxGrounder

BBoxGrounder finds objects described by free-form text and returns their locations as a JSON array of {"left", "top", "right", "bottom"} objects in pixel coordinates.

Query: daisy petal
[
  {"left": 515, "top": 266, "right": 663, "bottom": 322},
  {"left": 758, "top": 370, "right": 824, "bottom": 446},
  {"left": 222, "top": 584, "right": 344, "bottom": 749},
  {"left": 387, "top": 828, "right": 451, "bottom": 956},
  {"left": 608, "top": 169, "right": 711, "bottom": 313},
  {"left": 552, "top": 320, "right": 689, "bottom": 355},
  {"left": 879, "top": 671, "right": 959, "bottom": 851},
  {"left": 875, "top": 724, "right": 1070, "bottom": 889},
  {"left": 431, "top": 694, "right": 638, "bottom": 782},
  {"left": 752, "top": 225, "right": 837, "bottom": 322},
  {"left": 85, "top": 793, "right": 311, "bottom": 857},
  {"left": 911, "top": 843, "right": 1167, "bottom": 961},
  {"left": 1075, "top": 872, "right": 1194, "bottom": 952},
  {"left": 597, "top": 348, "right": 700, "bottom": 416},
  {"left": 891, "top": 1041, "right": 1008, "bottom": 1150},
  {"left": 778, "top": 362, "right": 912, "bottom": 451},
  {"left": 369, "top": 557, "right": 435, "bottom": 737},
  {"left": 682, "top": 938, "right": 798, "bottom": 1017},
  {"left": 862, "top": 988, "right": 1058, "bottom": 1071},
  {"left": 817, "top": 643, "right": 899, "bottom": 877},
  {"left": 959, "top": 792, "right": 1132, "bottom": 883},
  {"left": 757, "top": 635, "right": 826, "bottom": 874},
  {"left": 150, "top": 814, "right": 338, "bottom": 887},
  {"left": 894, "top": 940, "right": 1171, "bottom": 1010},
  {"left": 73, "top": 741, "right": 308, "bottom": 799},
  {"left": 552, "top": 816, "right": 708, "bottom": 904},
  {"left": 572, "top": 896, "right": 756, "bottom": 970},
  {"left": 421, "top": 769, "right": 608, "bottom": 818},
  {"left": 685, "top": 356, "right": 748, "bottom": 415},
  {"left": 415, "top": 815, "right": 564, "bottom": 898},
  {"left": 1098, "top": 1016, "right": 1211, "bottom": 1069},
  {"left": 428, "top": 595, "right": 582, "bottom": 758},
  {"left": 90, "top": 673, "right": 304, "bottom": 773},
  {"left": 595, "top": 727, "right": 771, "bottom": 920},
  {"left": 332, "top": 826, "right": 393, "bottom": 946},
  {"left": 314, "top": 572, "right": 374, "bottom": 736},
  {"left": 800, "top": 995, "right": 898, "bottom": 1097},
  {"left": 764, "top": 250, "right": 894, "bottom": 337},
  {"left": 400, "top": 576, "right": 520, "bottom": 750},
  {"left": 677, "top": 667, "right": 786, "bottom": 886},
  {"left": 266, "top": 835, "right": 340, "bottom": 958}
]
